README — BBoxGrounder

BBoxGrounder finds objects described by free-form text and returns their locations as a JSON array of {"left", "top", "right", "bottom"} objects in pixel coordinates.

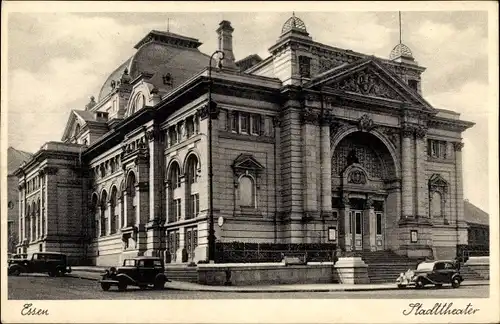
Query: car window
[
  {"left": 123, "top": 259, "right": 136, "bottom": 267},
  {"left": 445, "top": 262, "right": 456, "bottom": 269},
  {"left": 416, "top": 262, "right": 434, "bottom": 271},
  {"left": 434, "top": 262, "right": 446, "bottom": 270},
  {"left": 141, "top": 260, "right": 155, "bottom": 268},
  {"left": 45, "top": 255, "right": 63, "bottom": 261},
  {"left": 153, "top": 260, "right": 163, "bottom": 267},
  {"left": 32, "top": 254, "right": 41, "bottom": 260}
]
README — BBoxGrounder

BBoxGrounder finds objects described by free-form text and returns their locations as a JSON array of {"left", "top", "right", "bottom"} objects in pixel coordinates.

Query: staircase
[
  {"left": 362, "top": 251, "right": 418, "bottom": 284},
  {"left": 459, "top": 264, "right": 486, "bottom": 281},
  {"left": 165, "top": 264, "right": 198, "bottom": 283}
]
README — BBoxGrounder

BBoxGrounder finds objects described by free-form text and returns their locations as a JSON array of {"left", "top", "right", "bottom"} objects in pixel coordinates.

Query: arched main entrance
[{"left": 331, "top": 130, "right": 399, "bottom": 252}]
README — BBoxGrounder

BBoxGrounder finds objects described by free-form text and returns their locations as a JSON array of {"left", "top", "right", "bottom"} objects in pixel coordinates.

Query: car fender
[
  {"left": 451, "top": 273, "right": 463, "bottom": 282},
  {"left": 414, "top": 274, "right": 433, "bottom": 284},
  {"left": 155, "top": 273, "right": 167, "bottom": 281},
  {"left": 115, "top": 273, "right": 136, "bottom": 284},
  {"left": 8, "top": 264, "right": 25, "bottom": 273}
]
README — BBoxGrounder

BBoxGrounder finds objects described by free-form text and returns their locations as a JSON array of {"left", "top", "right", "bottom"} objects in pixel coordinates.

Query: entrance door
[
  {"left": 168, "top": 231, "right": 179, "bottom": 263},
  {"left": 375, "top": 212, "right": 384, "bottom": 250},
  {"left": 185, "top": 227, "right": 198, "bottom": 262},
  {"left": 351, "top": 210, "right": 363, "bottom": 251}
]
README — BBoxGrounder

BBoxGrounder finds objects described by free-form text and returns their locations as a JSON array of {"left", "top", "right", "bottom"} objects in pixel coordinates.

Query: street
[{"left": 8, "top": 274, "right": 489, "bottom": 300}]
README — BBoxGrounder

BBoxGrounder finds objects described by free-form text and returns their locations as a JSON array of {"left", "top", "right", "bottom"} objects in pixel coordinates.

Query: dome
[
  {"left": 390, "top": 43, "right": 413, "bottom": 60},
  {"left": 281, "top": 13, "right": 307, "bottom": 35}
]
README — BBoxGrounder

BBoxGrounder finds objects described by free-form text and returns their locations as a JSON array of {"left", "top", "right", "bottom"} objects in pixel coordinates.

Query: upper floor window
[
  {"left": 299, "top": 56, "right": 311, "bottom": 79},
  {"left": 428, "top": 140, "right": 447, "bottom": 159},
  {"left": 170, "top": 162, "right": 181, "bottom": 189},
  {"left": 186, "top": 117, "right": 194, "bottom": 138},
  {"left": 169, "top": 127, "right": 178, "bottom": 146},
  {"left": 251, "top": 115, "right": 261, "bottom": 135},
  {"left": 230, "top": 111, "right": 239, "bottom": 132},
  {"left": 240, "top": 113, "right": 249, "bottom": 134}
]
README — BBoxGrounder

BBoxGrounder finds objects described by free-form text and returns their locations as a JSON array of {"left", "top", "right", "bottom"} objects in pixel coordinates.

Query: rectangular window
[
  {"left": 299, "top": 56, "right": 311, "bottom": 78},
  {"left": 332, "top": 211, "right": 338, "bottom": 219},
  {"left": 230, "top": 111, "right": 238, "bottom": 132},
  {"left": 190, "top": 194, "right": 199, "bottom": 218},
  {"left": 376, "top": 213, "right": 382, "bottom": 235},
  {"left": 251, "top": 114, "right": 261, "bottom": 135},
  {"left": 172, "top": 199, "right": 181, "bottom": 221},
  {"left": 240, "top": 113, "right": 249, "bottom": 133}
]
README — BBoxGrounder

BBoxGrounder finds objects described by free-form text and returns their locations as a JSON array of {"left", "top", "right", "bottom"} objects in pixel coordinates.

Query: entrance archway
[{"left": 331, "top": 130, "right": 399, "bottom": 252}]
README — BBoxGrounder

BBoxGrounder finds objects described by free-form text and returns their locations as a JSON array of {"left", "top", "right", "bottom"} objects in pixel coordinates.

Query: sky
[{"left": 5, "top": 7, "right": 494, "bottom": 213}]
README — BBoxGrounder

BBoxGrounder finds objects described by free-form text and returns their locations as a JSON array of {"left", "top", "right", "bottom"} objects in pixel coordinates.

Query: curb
[{"left": 66, "top": 273, "right": 489, "bottom": 292}]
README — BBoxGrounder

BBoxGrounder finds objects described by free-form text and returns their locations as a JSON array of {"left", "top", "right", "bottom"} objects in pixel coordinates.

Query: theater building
[{"left": 15, "top": 15, "right": 474, "bottom": 266}]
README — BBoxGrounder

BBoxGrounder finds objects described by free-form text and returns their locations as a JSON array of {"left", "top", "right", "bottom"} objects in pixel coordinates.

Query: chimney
[{"left": 216, "top": 20, "right": 237, "bottom": 69}]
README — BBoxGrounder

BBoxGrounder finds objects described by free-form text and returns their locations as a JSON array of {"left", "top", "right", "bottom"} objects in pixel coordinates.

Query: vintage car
[
  {"left": 396, "top": 260, "right": 464, "bottom": 289},
  {"left": 8, "top": 252, "right": 72, "bottom": 277},
  {"left": 99, "top": 256, "right": 169, "bottom": 291}
]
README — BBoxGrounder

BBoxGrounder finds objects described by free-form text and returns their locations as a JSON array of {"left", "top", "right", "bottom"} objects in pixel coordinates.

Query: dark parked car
[
  {"left": 99, "top": 256, "right": 169, "bottom": 291},
  {"left": 396, "top": 260, "right": 464, "bottom": 289},
  {"left": 8, "top": 252, "right": 72, "bottom": 277}
]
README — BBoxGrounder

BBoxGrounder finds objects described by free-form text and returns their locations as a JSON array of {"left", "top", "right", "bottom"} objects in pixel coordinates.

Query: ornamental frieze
[
  {"left": 330, "top": 69, "right": 405, "bottom": 101},
  {"left": 400, "top": 123, "right": 428, "bottom": 139},
  {"left": 348, "top": 170, "right": 366, "bottom": 184}
]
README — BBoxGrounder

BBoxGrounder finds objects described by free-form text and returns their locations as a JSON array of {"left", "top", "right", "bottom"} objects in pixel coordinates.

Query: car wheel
[
  {"left": 452, "top": 277, "right": 461, "bottom": 288},
  {"left": 100, "top": 283, "right": 111, "bottom": 291},
  {"left": 48, "top": 271, "right": 56, "bottom": 277},
  {"left": 415, "top": 279, "right": 425, "bottom": 289},
  {"left": 118, "top": 282, "right": 127, "bottom": 292},
  {"left": 9, "top": 268, "right": 21, "bottom": 276},
  {"left": 154, "top": 277, "right": 165, "bottom": 290},
  {"left": 397, "top": 284, "right": 404, "bottom": 289}
]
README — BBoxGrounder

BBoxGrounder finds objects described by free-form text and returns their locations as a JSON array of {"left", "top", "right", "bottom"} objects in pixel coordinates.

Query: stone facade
[{"left": 15, "top": 16, "right": 474, "bottom": 266}]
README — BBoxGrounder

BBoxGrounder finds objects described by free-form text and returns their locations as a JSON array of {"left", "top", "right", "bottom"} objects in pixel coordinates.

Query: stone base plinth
[
  {"left": 465, "top": 257, "right": 490, "bottom": 279},
  {"left": 334, "top": 257, "right": 369, "bottom": 284},
  {"left": 197, "top": 262, "right": 337, "bottom": 286}
]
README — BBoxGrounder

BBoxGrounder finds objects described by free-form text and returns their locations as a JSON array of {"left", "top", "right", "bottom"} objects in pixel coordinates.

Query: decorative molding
[
  {"left": 357, "top": 114, "right": 375, "bottom": 132},
  {"left": 341, "top": 193, "right": 350, "bottom": 207},
  {"left": 272, "top": 116, "right": 281, "bottom": 128},
  {"left": 365, "top": 196, "right": 374, "bottom": 209},
  {"left": 429, "top": 174, "right": 448, "bottom": 194},
  {"left": 320, "top": 109, "right": 334, "bottom": 126},
  {"left": 301, "top": 107, "right": 319, "bottom": 125},
  {"left": 347, "top": 170, "right": 366, "bottom": 184},
  {"left": 198, "top": 104, "right": 210, "bottom": 120},
  {"left": 453, "top": 142, "right": 464, "bottom": 152},
  {"left": 401, "top": 124, "right": 415, "bottom": 138},
  {"left": 414, "top": 126, "right": 428, "bottom": 139}
]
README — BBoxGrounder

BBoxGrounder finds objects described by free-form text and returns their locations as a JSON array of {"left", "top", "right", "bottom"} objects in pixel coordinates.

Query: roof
[
  {"left": 464, "top": 200, "right": 489, "bottom": 226},
  {"left": 7, "top": 147, "right": 32, "bottom": 175},
  {"left": 98, "top": 30, "right": 211, "bottom": 102}
]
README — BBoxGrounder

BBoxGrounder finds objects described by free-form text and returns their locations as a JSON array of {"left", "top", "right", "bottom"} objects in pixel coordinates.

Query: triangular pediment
[
  {"left": 61, "top": 110, "right": 96, "bottom": 142},
  {"left": 232, "top": 154, "right": 265, "bottom": 171},
  {"left": 305, "top": 58, "right": 434, "bottom": 111}
]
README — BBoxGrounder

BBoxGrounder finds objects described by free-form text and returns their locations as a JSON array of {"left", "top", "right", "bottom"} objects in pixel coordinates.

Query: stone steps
[{"left": 166, "top": 267, "right": 198, "bottom": 283}]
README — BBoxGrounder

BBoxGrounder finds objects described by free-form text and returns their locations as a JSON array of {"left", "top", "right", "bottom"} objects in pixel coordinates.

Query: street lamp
[{"left": 207, "top": 50, "right": 224, "bottom": 263}]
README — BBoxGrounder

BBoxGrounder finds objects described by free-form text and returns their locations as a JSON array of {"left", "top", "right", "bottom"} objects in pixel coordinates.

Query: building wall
[{"left": 7, "top": 175, "right": 19, "bottom": 254}]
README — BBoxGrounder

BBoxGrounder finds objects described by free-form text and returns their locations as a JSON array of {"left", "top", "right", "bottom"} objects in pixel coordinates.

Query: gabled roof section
[
  {"left": 61, "top": 110, "right": 97, "bottom": 142},
  {"left": 305, "top": 57, "right": 435, "bottom": 111},
  {"left": 231, "top": 154, "right": 265, "bottom": 171},
  {"left": 464, "top": 200, "right": 489, "bottom": 226},
  {"left": 7, "top": 147, "right": 32, "bottom": 175}
]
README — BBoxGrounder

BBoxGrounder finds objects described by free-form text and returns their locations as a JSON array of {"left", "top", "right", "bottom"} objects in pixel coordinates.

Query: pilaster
[
  {"left": 302, "top": 107, "right": 319, "bottom": 214},
  {"left": 415, "top": 126, "right": 428, "bottom": 218},
  {"left": 320, "top": 112, "right": 332, "bottom": 216},
  {"left": 454, "top": 142, "right": 467, "bottom": 244},
  {"left": 401, "top": 124, "right": 414, "bottom": 218}
]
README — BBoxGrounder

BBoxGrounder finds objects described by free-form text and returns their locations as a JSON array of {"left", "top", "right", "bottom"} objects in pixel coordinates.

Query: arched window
[
  {"left": 170, "top": 162, "right": 181, "bottom": 189},
  {"left": 126, "top": 172, "right": 136, "bottom": 227},
  {"left": 110, "top": 187, "right": 118, "bottom": 234},
  {"left": 185, "top": 155, "right": 200, "bottom": 219},
  {"left": 31, "top": 201, "right": 36, "bottom": 241},
  {"left": 36, "top": 199, "right": 40, "bottom": 239},
  {"left": 238, "top": 175, "right": 255, "bottom": 207},
  {"left": 25, "top": 205, "right": 30, "bottom": 241},
  {"left": 100, "top": 191, "right": 108, "bottom": 236}
]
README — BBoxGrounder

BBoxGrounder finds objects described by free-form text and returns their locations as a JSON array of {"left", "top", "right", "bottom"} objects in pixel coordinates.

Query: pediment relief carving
[
  {"left": 429, "top": 174, "right": 448, "bottom": 194},
  {"left": 328, "top": 69, "right": 406, "bottom": 101},
  {"left": 232, "top": 154, "right": 265, "bottom": 173}
]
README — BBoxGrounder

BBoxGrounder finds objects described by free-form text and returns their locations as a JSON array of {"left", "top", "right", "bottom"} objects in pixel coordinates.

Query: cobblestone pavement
[{"left": 8, "top": 274, "right": 489, "bottom": 300}]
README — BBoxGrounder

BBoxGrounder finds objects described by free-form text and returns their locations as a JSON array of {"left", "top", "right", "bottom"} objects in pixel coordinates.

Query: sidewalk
[{"left": 68, "top": 268, "right": 489, "bottom": 293}]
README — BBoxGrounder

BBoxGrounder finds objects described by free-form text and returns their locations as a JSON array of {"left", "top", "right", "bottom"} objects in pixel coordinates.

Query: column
[
  {"left": 165, "top": 181, "right": 171, "bottom": 223},
  {"left": 401, "top": 125, "right": 414, "bottom": 218},
  {"left": 122, "top": 190, "right": 128, "bottom": 228},
  {"left": 340, "top": 194, "right": 351, "bottom": 251},
  {"left": 147, "top": 127, "right": 164, "bottom": 223},
  {"left": 18, "top": 187, "right": 23, "bottom": 245},
  {"left": 320, "top": 114, "right": 332, "bottom": 217},
  {"left": 30, "top": 213, "right": 34, "bottom": 242},
  {"left": 117, "top": 196, "right": 123, "bottom": 230},
  {"left": 106, "top": 202, "right": 112, "bottom": 235},
  {"left": 302, "top": 108, "right": 319, "bottom": 215},
  {"left": 454, "top": 142, "right": 467, "bottom": 244},
  {"left": 415, "top": 127, "right": 428, "bottom": 218}
]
